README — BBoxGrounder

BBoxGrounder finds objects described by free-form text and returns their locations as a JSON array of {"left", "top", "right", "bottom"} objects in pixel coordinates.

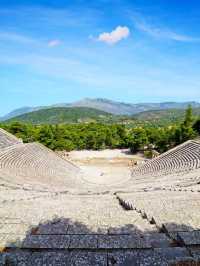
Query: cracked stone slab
[
  {"left": 69, "top": 235, "right": 98, "bottom": 249},
  {"left": 26, "top": 251, "right": 107, "bottom": 266},
  {"left": 30, "top": 252, "right": 70, "bottom": 265},
  {"left": 143, "top": 233, "right": 172, "bottom": 248},
  {"left": 154, "top": 247, "right": 190, "bottom": 260},
  {"left": 108, "top": 248, "right": 196, "bottom": 266},
  {"left": 178, "top": 230, "right": 200, "bottom": 245},
  {"left": 98, "top": 234, "right": 151, "bottom": 249},
  {"left": 22, "top": 235, "right": 70, "bottom": 249},
  {"left": 108, "top": 250, "right": 169, "bottom": 266},
  {"left": 4, "top": 252, "right": 68, "bottom": 266},
  {"left": 68, "top": 251, "right": 107, "bottom": 266}
]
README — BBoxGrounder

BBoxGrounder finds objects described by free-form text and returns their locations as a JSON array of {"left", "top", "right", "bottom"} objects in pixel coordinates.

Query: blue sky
[{"left": 1, "top": 0, "right": 200, "bottom": 115}]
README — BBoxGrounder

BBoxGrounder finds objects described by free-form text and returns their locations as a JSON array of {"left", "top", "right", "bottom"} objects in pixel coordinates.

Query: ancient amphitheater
[{"left": 0, "top": 127, "right": 200, "bottom": 265}]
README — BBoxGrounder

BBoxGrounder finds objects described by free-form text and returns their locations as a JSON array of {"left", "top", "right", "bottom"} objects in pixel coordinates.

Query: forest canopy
[{"left": 1, "top": 106, "right": 199, "bottom": 153}]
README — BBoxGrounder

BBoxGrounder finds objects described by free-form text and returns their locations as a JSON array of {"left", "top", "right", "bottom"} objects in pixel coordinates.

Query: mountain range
[
  {"left": 4, "top": 107, "right": 113, "bottom": 124},
  {"left": 1, "top": 98, "right": 200, "bottom": 121}
]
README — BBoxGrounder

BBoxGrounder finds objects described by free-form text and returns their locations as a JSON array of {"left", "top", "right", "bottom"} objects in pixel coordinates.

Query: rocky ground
[{"left": 59, "top": 149, "right": 144, "bottom": 186}]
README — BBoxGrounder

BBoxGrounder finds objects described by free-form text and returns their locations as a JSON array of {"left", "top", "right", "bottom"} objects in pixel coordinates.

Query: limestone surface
[{"left": 0, "top": 128, "right": 200, "bottom": 265}]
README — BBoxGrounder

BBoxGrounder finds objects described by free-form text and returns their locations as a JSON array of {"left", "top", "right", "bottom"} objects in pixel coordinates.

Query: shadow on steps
[{"left": 0, "top": 217, "right": 199, "bottom": 265}]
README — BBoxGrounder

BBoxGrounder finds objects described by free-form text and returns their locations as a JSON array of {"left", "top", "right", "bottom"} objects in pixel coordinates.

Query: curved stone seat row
[
  {"left": 121, "top": 167, "right": 200, "bottom": 193},
  {"left": 0, "top": 128, "right": 22, "bottom": 149},
  {"left": 0, "top": 142, "right": 83, "bottom": 191},
  {"left": 132, "top": 140, "right": 200, "bottom": 179},
  {"left": 0, "top": 186, "right": 56, "bottom": 204}
]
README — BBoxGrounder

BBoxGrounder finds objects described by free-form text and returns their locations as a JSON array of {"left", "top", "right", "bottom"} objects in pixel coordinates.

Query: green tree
[
  {"left": 193, "top": 119, "right": 200, "bottom": 135},
  {"left": 180, "top": 106, "right": 197, "bottom": 142},
  {"left": 128, "top": 127, "right": 149, "bottom": 153},
  {"left": 183, "top": 105, "right": 194, "bottom": 127},
  {"left": 37, "top": 125, "right": 54, "bottom": 148}
]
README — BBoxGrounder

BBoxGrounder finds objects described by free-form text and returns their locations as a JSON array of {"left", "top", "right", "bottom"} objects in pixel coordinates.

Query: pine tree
[
  {"left": 180, "top": 105, "right": 196, "bottom": 141},
  {"left": 183, "top": 105, "right": 194, "bottom": 127}
]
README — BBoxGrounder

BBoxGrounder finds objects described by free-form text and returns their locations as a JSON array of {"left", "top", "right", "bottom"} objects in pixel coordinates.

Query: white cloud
[
  {"left": 48, "top": 39, "right": 61, "bottom": 47},
  {"left": 97, "top": 26, "right": 130, "bottom": 45}
]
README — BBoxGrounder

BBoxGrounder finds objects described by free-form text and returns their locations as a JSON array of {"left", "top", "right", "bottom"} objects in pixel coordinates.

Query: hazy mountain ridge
[
  {"left": 4, "top": 107, "right": 113, "bottom": 124},
  {"left": 1, "top": 98, "right": 200, "bottom": 121},
  {"left": 3, "top": 106, "right": 200, "bottom": 126}
]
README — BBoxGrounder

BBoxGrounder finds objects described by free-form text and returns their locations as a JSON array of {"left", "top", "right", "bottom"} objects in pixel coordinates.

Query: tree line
[{"left": 1, "top": 106, "right": 200, "bottom": 154}]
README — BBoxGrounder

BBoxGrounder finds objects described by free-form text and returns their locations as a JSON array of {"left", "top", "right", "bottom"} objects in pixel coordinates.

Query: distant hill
[
  {"left": 4, "top": 106, "right": 200, "bottom": 126},
  {"left": 70, "top": 98, "right": 200, "bottom": 115},
  {"left": 133, "top": 108, "right": 200, "bottom": 126},
  {"left": 5, "top": 107, "right": 113, "bottom": 124},
  {"left": 1, "top": 98, "right": 200, "bottom": 120}
]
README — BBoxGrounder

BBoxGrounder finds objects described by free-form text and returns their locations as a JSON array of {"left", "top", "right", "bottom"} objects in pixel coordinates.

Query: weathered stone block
[
  {"left": 22, "top": 235, "right": 70, "bottom": 249},
  {"left": 69, "top": 235, "right": 98, "bottom": 249}
]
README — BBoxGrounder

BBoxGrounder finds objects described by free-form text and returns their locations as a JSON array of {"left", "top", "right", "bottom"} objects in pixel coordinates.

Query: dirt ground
[{"left": 58, "top": 149, "right": 145, "bottom": 186}]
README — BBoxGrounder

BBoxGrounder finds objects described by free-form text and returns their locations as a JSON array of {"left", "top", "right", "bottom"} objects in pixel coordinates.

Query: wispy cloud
[
  {"left": 0, "top": 53, "right": 106, "bottom": 87},
  {"left": 0, "top": 6, "right": 100, "bottom": 29},
  {"left": 97, "top": 26, "right": 130, "bottom": 45},
  {"left": 0, "top": 32, "right": 62, "bottom": 48},
  {"left": 48, "top": 39, "right": 62, "bottom": 47},
  {"left": 0, "top": 32, "right": 38, "bottom": 44},
  {"left": 1, "top": 49, "right": 200, "bottom": 101},
  {"left": 132, "top": 14, "right": 200, "bottom": 42}
]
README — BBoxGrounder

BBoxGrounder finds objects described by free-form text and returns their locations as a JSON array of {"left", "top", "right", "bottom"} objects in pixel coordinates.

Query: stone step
[
  {"left": 1, "top": 248, "right": 197, "bottom": 266},
  {"left": 1, "top": 251, "right": 107, "bottom": 266},
  {"left": 178, "top": 230, "right": 200, "bottom": 245},
  {"left": 108, "top": 248, "right": 194, "bottom": 266},
  {"left": 0, "top": 232, "right": 173, "bottom": 250}
]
